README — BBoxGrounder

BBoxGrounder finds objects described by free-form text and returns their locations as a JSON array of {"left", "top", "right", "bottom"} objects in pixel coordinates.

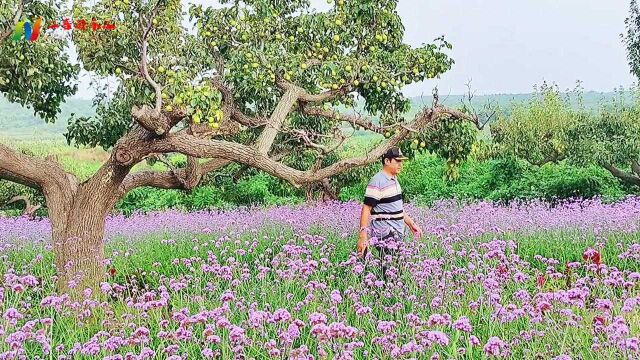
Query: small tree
[
  {"left": 0, "top": 0, "right": 478, "bottom": 295},
  {"left": 490, "top": 83, "right": 640, "bottom": 187}
]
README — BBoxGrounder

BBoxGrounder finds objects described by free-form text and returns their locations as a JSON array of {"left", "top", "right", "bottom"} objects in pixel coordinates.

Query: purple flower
[
  {"left": 552, "top": 355, "right": 572, "bottom": 360},
  {"left": 330, "top": 290, "right": 342, "bottom": 304},
  {"left": 483, "top": 336, "right": 509, "bottom": 357},
  {"left": 229, "top": 325, "right": 246, "bottom": 344},
  {"left": 453, "top": 316, "right": 472, "bottom": 332},
  {"left": 376, "top": 320, "right": 397, "bottom": 334},
  {"left": 309, "top": 312, "right": 327, "bottom": 325},
  {"left": 426, "top": 331, "right": 450, "bottom": 346},
  {"left": 427, "top": 313, "right": 451, "bottom": 327},
  {"left": 201, "top": 348, "right": 215, "bottom": 359}
]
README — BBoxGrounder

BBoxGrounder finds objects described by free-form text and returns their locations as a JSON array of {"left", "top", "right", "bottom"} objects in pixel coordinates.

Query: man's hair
[{"left": 381, "top": 157, "right": 389, "bottom": 165}]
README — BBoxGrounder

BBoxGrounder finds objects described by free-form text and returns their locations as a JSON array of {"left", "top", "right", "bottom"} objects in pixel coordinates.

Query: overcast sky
[{"left": 75, "top": 0, "right": 637, "bottom": 98}]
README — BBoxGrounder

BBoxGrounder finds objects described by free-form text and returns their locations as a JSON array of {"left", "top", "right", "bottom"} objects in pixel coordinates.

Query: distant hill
[
  {"left": 0, "top": 96, "right": 94, "bottom": 140},
  {"left": 0, "top": 91, "right": 630, "bottom": 141}
]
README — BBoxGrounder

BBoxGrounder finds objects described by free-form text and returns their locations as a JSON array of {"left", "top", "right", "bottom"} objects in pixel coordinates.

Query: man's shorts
[
  {"left": 373, "top": 229, "right": 404, "bottom": 259},
  {"left": 372, "top": 229, "right": 404, "bottom": 281}
]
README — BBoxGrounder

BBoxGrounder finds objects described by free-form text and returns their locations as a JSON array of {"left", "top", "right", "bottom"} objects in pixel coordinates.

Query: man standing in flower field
[{"left": 357, "top": 146, "right": 423, "bottom": 279}]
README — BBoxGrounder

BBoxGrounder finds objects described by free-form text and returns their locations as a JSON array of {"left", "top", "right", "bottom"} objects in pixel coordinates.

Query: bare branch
[
  {"left": 302, "top": 106, "right": 384, "bottom": 134},
  {"left": 529, "top": 152, "right": 566, "bottom": 166},
  {"left": 138, "top": 0, "right": 164, "bottom": 111},
  {"left": 632, "top": 160, "right": 640, "bottom": 176},
  {"left": 432, "top": 87, "right": 439, "bottom": 108},
  {"left": 6, "top": 195, "right": 41, "bottom": 218},
  {"left": 478, "top": 106, "right": 497, "bottom": 130},
  {"left": 210, "top": 77, "right": 268, "bottom": 128},
  {"left": 146, "top": 154, "right": 189, "bottom": 188},
  {"left": 286, "top": 127, "right": 346, "bottom": 155}
]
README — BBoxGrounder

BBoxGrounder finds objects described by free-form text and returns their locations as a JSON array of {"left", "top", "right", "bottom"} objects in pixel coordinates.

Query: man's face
[{"left": 385, "top": 157, "right": 403, "bottom": 175}]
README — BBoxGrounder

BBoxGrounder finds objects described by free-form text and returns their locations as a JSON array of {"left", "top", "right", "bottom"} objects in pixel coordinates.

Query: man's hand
[
  {"left": 409, "top": 223, "right": 423, "bottom": 239},
  {"left": 357, "top": 230, "right": 368, "bottom": 258}
]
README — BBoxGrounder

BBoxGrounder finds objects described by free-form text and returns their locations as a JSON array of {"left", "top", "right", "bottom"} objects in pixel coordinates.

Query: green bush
[
  {"left": 488, "top": 161, "right": 625, "bottom": 203},
  {"left": 338, "top": 153, "right": 628, "bottom": 206}
]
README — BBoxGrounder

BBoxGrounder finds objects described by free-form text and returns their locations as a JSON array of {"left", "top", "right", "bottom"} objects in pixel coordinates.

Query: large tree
[{"left": 0, "top": 0, "right": 478, "bottom": 295}]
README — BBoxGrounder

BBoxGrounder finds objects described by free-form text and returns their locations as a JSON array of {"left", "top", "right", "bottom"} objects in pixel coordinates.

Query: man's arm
[
  {"left": 360, "top": 204, "right": 372, "bottom": 230},
  {"left": 404, "top": 214, "right": 416, "bottom": 228},
  {"left": 404, "top": 214, "right": 423, "bottom": 238},
  {"left": 357, "top": 204, "right": 372, "bottom": 257}
]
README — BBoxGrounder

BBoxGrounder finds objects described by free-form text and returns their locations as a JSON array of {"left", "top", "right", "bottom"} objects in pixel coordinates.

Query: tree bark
[
  {"left": 50, "top": 164, "right": 127, "bottom": 295},
  {"left": 632, "top": 160, "right": 640, "bottom": 176},
  {"left": 51, "top": 196, "right": 108, "bottom": 295}
]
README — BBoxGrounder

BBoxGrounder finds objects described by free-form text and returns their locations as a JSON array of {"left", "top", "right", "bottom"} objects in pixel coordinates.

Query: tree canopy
[{"left": 0, "top": 0, "right": 78, "bottom": 122}]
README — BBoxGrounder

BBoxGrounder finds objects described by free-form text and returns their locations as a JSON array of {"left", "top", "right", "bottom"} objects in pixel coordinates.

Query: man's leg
[
  {"left": 376, "top": 245, "right": 389, "bottom": 281},
  {"left": 376, "top": 230, "right": 398, "bottom": 282}
]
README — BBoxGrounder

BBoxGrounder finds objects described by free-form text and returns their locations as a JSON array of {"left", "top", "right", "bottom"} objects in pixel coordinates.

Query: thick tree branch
[
  {"left": 0, "top": 143, "right": 77, "bottom": 216},
  {"left": 131, "top": 105, "right": 185, "bottom": 136},
  {"left": 149, "top": 106, "right": 472, "bottom": 188},
  {"left": 183, "top": 156, "right": 200, "bottom": 190},
  {"left": 255, "top": 86, "right": 302, "bottom": 154},
  {"left": 231, "top": 149, "right": 293, "bottom": 183},
  {"left": 119, "top": 150, "right": 292, "bottom": 194},
  {"left": 210, "top": 77, "right": 268, "bottom": 128},
  {"left": 0, "top": 144, "right": 58, "bottom": 190},
  {"left": 529, "top": 152, "right": 566, "bottom": 166},
  {"left": 603, "top": 163, "right": 640, "bottom": 186},
  {"left": 320, "top": 178, "right": 337, "bottom": 201},
  {"left": 277, "top": 79, "right": 351, "bottom": 104}
]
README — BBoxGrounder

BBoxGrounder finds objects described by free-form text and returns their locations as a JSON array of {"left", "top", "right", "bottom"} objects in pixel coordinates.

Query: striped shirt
[{"left": 363, "top": 171, "right": 405, "bottom": 237}]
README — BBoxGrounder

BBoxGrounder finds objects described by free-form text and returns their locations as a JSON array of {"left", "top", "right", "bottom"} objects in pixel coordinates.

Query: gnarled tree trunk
[
  {"left": 50, "top": 192, "right": 111, "bottom": 295},
  {"left": 49, "top": 161, "right": 131, "bottom": 294}
]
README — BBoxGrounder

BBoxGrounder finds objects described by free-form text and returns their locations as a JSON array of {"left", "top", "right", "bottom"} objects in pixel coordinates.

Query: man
[{"left": 357, "top": 146, "right": 423, "bottom": 280}]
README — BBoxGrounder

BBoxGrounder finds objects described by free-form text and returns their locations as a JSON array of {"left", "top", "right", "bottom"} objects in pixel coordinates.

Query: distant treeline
[{"left": 0, "top": 90, "right": 630, "bottom": 139}]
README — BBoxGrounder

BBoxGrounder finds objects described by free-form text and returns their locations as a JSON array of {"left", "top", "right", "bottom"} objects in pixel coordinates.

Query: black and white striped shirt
[{"left": 363, "top": 171, "right": 405, "bottom": 237}]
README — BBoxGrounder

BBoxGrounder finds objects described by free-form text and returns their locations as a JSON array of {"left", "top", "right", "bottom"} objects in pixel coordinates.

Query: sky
[{"left": 74, "top": 0, "right": 637, "bottom": 99}]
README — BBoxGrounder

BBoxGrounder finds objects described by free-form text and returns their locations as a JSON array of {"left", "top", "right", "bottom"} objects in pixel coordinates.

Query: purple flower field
[{"left": 1, "top": 198, "right": 640, "bottom": 359}]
